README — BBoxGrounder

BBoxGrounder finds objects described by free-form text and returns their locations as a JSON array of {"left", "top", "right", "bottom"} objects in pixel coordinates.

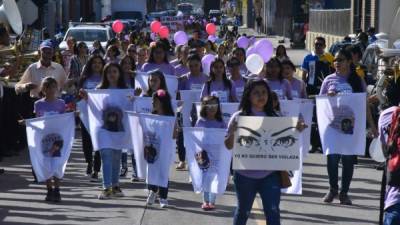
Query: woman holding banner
[
  {"left": 142, "top": 41, "right": 175, "bottom": 76},
  {"left": 319, "top": 48, "right": 377, "bottom": 205}
]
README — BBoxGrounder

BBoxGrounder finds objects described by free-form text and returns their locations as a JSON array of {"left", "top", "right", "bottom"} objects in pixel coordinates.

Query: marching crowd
[{"left": 0, "top": 22, "right": 399, "bottom": 225}]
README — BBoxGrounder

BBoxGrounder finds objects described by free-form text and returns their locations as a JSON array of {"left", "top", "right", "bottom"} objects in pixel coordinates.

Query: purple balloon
[
  {"left": 190, "top": 15, "right": 194, "bottom": 20},
  {"left": 174, "top": 31, "right": 188, "bottom": 45},
  {"left": 187, "top": 19, "right": 193, "bottom": 25},
  {"left": 246, "top": 46, "right": 257, "bottom": 57},
  {"left": 208, "top": 35, "right": 217, "bottom": 43},
  {"left": 150, "top": 32, "right": 157, "bottom": 41},
  {"left": 249, "top": 37, "right": 256, "bottom": 46},
  {"left": 237, "top": 36, "right": 249, "bottom": 49},
  {"left": 201, "top": 54, "right": 216, "bottom": 74},
  {"left": 254, "top": 39, "right": 274, "bottom": 63}
]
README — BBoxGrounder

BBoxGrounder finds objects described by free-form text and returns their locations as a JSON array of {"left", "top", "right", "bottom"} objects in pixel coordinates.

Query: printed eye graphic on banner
[
  {"left": 102, "top": 106, "right": 124, "bottom": 132},
  {"left": 195, "top": 150, "right": 210, "bottom": 171},
  {"left": 328, "top": 105, "right": 355, "bottom": 135},
  {"left": 236, "top": 126, "right": 298, "bottom": 152},
  {"left": 41, "top": 133, "right": 64, "bottom": 157},
  {"left": 143, "top": 132, "right": 160, "bottom": 164}
]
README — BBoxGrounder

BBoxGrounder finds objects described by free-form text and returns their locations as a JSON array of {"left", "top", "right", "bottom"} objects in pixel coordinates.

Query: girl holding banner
[
  {"left": 318, "top": 48, "right": 377, "bottom": 205},
  {"left": 140, "top": 70, "right": 169, "bottom": 97},
  {"left": 225, "top": 79, "right": 305, "bottom": 225},
  {"left": 201, "top": 58, "right": 238, "bottom": 103},
  {"left": 195, "top": 96, "right": 226, "bottom": 210},
  {"left": 32, "top": 77, "right": 67, "bottom": 202},
  {"left": 264, "top": 57, "right": 293, "bottom": 100},
  {"left": 78, "top": 55, "right": 105, "bottom": 180},
  {"left": 146, "top": 89, "right": 178, "bottom": 208},
  {"left": 281, "top": 60, "right": 307, "bottom": 99},
  {"left": 142, "top": 41, "right": 175, "bottom": 76}
]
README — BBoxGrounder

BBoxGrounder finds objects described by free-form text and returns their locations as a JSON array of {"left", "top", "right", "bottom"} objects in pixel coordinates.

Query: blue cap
[{"left": 39, "top": 39, "right": 54, "bottom": 50}]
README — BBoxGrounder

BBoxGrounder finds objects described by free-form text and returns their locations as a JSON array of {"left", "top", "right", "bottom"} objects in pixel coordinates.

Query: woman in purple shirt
[
  {"left": 142, "top": 41, "right": 175, "bottom": 76},
  {"left": 174, "top": 45, "right": 190, "bottom": 77},
  {"left": 227, "top": 57, "right": 247, "bottom": 101},
  {"left": 200, "top": 58, "right": 238, "bottom": 102},
  {"left": 265, "top": 57, "right": 292, "bottom": 100},
  {"left": 178, "top": 54, "right": 208, "bottom": 91},
  {"left": 319, "top": 48, "right": 377, "bottom": 205},
  {"left": 281, "top": 60, "right": 307, "bottom": 99}
]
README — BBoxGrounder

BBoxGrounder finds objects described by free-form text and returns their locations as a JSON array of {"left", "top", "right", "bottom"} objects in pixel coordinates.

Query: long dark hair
[
  {"left": 199, "top": 95, "right": 223, "bottom": 122},
  {"left": 206, "top": 58, "right": 232, "bottom": 92},
  {"left": 152, "top": 89, "right": 174, "bottom": 116},
  {"left": 147, "top": 41, "right": 169, "bottom": 64},
  {"left": 97, "top": 63, "right": 127, "bottom": 89},
  {"left": 336, "top": 49, "right": 363, "bottom": 93},
  {"left": 74, "top": 41, "right": 88, "bottom": 56},
  {"left": 239, "top": 79, "right": 276, "bottom": 116},
  {"left": 119, "top": 55, "right": 136, "bottom": 71},
  {"left": 276, "top": 45, "right": 288, "bottom": 57},
  {"left": 79, "top": 55, "right": 105, "bottom": 88},
  {"left": 187, "top": 53, "right": 203, "bottom": 72},
  {"left": 266, "top": 57, "right": 284, "bottom": 82},
  {"left": 146, "top": 70, "right": 168, "bottom": 96}
]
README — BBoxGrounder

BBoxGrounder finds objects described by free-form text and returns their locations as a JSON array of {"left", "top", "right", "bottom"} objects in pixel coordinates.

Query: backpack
[{"left": 386, "top": 107, "right": 400, "bottom": 186}]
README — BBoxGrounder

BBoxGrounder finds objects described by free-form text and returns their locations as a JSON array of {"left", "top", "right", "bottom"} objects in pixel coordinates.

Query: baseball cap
[{"left": 39, "top": 39, "right": 54, "bottom": 50}]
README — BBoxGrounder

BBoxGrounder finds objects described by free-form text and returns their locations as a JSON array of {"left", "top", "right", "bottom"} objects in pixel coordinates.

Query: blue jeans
[
  {"left": 384, "top": 203, "right": 400, "bottom": 225},
  {"left": 233, "top": 172, "right": 281, "bottom": 225},
  {"left": 99, "top": 149, "right": 122, "bottom": 189},
  {"left": 327, "top": 154, "right": 356, "bottom": 193},
  {"left": 203, "top": 192, "right": 216, "bottom": 204}
]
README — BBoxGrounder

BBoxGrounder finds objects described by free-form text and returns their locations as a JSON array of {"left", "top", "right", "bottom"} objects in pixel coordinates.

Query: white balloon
[
  {"left": 369, "top": 138, "right": 386, "bottom": 163},
  {"left": 245, "top": 54, "right": 264, "bottom": 75}
]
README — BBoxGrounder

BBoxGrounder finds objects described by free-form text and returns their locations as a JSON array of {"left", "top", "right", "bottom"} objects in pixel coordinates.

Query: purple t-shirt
[
  {"left": 378, "top": 106, "right": 400, "bottom": 210},
  {"left": 142, "top": 62, "right": 176, "bottom": 76},
  {"left": 34, "top": 98, "right": 66, "bottom": 117},
  {"left": 319, "top": 73, "right": 367, "bottom": 95},
  {"left": 136, "top": 63, "right": 144, "bottom": 72},
  {"left": 195, "top": 117, "right": 226, "bottom": 128},
  {"left": 170, "top": 59, "right": 179, "bottom": 67},
  {"left": 266, "top": 78, "right": 293, "bottom": 100},
  {"left": 230, "top": 77, "right": 246, "bottom": 101},
  {"left": 175, "top": 64, "right": 190, "bottom": 77},
  {"left": 82, "top": 74, "right": 101, "bottom": 89},
  {"left": 200, "top": 80, "right": 237, "bottom": 103},
  {"left": 178, "top": 73, "right": 208, "bottom": 91},
  {"left": 289, "top": 78, "right": 307, "bottom": 99},
  {"left": 227, "top": 110, "right": 273, "bottom": 179}
]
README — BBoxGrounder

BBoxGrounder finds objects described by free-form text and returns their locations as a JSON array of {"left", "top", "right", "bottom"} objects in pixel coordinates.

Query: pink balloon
[
  {"left": 254, "top": 39, "right": 274, "bottom": 63},
  {"left": 237, "top": 36, "right": 249, "bottom": 49},
  {"left": 201, "top": 54, "right": 216, "bottom": 75},
  {"left": 246, "top": 46, "right": 257, "bottom": 57},
  {"left": 151, "top": 21, "right": 162, "bottom": 33},
  {"left": 206, "top": 23, "right": 217, "bottom": 35},
  {"left": 159, "top": 26, "right": 170, "bottom": 39},
  {"left": 112, "top": 20, "right": 124, "bottom": 33}
]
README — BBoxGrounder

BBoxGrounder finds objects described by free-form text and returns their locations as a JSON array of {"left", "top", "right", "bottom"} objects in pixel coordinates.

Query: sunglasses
[
  {"left": 204, "top": 103, "right": 219, "bottom": 109},
  {"left": 315, "top": 43, "right": 324, "bottom": 47},
  {"left": 334, "top": 58, "right": 346, "bottom": 62}
]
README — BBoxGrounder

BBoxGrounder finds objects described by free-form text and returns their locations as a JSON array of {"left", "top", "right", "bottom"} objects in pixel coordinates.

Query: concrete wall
[{"left": 306, "top": 31, "right": 344, "bottom": 51}]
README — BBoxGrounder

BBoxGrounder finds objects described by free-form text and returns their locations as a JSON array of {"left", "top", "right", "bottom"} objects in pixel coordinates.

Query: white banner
[
  {"left": 233, "top": 116, "right": 300, "bottom": 171},
  {"left": 183, "top": 127, "right": 232, "bottom": 194},
  {"left": 280, "top": 99, "right": 314, "bottom": 158},
  {"left": 26, "top": 113, "right": 75, "bottom": 182},
  {"left": 180, "top": 90, "right": 202, "bottom": 127},
  {"left": 87, "top": 89, "right": 134, "bottom": 151},
  {"left": 281, "top": 151, "right": 303, "bottom": 195},
  {"left": 127, "top": 112, "right": 176, "bottom": 188},
  {"left": 133, "top": 96, "right": 180, "bottom": 114},
  {"left": 195, "top": 102, "right": 240, "bottom": 125},
  {"left": 135, "top": 72, "right": 178, "bottom": 97},
  {"left": 316, "top": 93, "right": 366, "bottom": 155},
  {"left": 76, "top": 100, "right": 89, "bottom": 130}
]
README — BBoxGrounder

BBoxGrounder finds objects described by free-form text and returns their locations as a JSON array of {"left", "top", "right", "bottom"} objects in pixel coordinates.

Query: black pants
[
  {"left": 310, "top": 103, "right": 322, "bottom": 150},
  {"left": 148, "top": 183, "right": 169, "bottom": 199},
  {"left": 177, "top": 130, "right": 185, "bottom": 162},
  {"left": 81, "top": 121, "right": 101, "bottom": 172}
]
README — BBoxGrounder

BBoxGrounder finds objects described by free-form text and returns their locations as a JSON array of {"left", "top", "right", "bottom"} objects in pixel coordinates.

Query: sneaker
[
  {"left": 176, "top": 161, "right": 186, "bottom": 170},
  {"left": 120, "top": 167, "right": 128, "bottom": 177},
  {"left": 98, "top": 188, "right": 113, "bottom": 200},
  {"left": 131, "top": 176, "right": 139, "bottom": 183},
  {"left": 146, "top": 191, "right": 156, "bottom": 205},
  {"left": 323, "top": 190, "right": 338, "bottom": 203},
  {"left": 86, "top": 163, "right": 93, "bottom": 175},
  {"left": 201, "top": 203, "right": 210, "bottom": 211},
  {"left": 45, "top": 189, "right": 53, "bottom": 202},
  {"left": 208, "top": 203, "right": 215, "bottom": 210},
  {"left": 53, "top": 188, "right": 61, "bottom": 202},
  {"left": 90, "top": 172, "right": 99, "bottom": 182},
  {"left": 159, "top": 198, "right": 168, "bottom": 208},
  {"left": 339, "top": 193, "right": 352, "bottom": 205},
  {"left": 112, "top": 186, "right": 125, "bottom": 197}
]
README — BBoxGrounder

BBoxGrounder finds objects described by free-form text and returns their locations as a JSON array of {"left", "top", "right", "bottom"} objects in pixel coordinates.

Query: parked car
[
  {"left": 112, "top": 11, "right": 145, "bottom": 31},
  {"left": 59, "top": 23, "right": 113, "bottom": 51}
]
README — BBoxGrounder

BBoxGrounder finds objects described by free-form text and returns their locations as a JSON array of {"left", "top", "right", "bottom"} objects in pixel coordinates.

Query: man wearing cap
[{"left": 15, "top": 39, "right": 66, "bottom": 99}]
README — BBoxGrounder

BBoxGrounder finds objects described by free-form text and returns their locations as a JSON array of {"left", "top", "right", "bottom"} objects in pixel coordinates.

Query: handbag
[{"left": 280, "top": 171, "right": 292, "bottom": 188}]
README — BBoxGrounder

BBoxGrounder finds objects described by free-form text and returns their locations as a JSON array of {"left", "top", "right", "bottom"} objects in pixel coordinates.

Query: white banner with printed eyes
[
  {"left": 180, "top": 90, "right": 202, "bottom": 127},
  {"left": 127, "top": 112, "right": 176, "bottom": 188},
  {"left": 195, "top": 102, "right": 240, "bottom": 125},
  {"left": 26, "top": 113, "right": 75, "bottom": 182},
  {"left": 133, "top": 96, "right": 180, "bottom": 114},
  {"left": 233, "top": 116, "right": 301, "bottom": 171},
  {"left": 87, "top": 89, "right": 135, "bottom": 151},
  {"left": 316, "top": 93, "right": 366, "bottom": 155},
  {"left": 183, "top": 127, "right": 232, "bottom": 194},
  {"left": 135, "top": 72, "right": 178, "bottom": 97}
]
